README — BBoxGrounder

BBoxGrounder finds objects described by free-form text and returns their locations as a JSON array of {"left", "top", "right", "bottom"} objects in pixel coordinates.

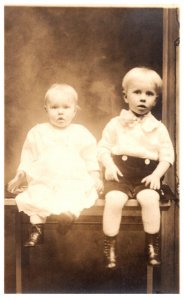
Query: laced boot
[
  {"left": 104, "top": 235, "right": 117, "bottom": 269},
  {"left": 24, "top": 224, "right": 44, "bottom": 247},
  {"left": 145, "top": 232, "right": 161, "bottom": 266}
]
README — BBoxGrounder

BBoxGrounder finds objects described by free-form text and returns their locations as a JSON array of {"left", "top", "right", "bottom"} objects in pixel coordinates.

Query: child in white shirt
[
  {"left": 8, "top": 83, "right": 103, "bottom": 246},
  {"left": 98, "top": 67, "right": 174, "bottom": 268}
]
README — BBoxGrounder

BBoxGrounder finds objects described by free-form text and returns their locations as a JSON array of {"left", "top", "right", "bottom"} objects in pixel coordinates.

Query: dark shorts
[{"left": 103, "top": 155, "right": 174, "bottom": 201}]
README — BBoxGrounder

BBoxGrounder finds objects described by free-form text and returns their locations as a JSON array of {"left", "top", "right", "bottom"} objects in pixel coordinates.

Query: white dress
[{"left": 15, "top": 123, "right": 99, "bottom": 217}]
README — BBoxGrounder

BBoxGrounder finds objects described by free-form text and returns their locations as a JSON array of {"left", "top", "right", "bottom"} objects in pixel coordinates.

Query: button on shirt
[{"left": 98, "top": 109, "right": 174, "bottom": 165}]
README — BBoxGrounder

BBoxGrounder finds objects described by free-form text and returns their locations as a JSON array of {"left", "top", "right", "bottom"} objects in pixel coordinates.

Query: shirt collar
[{"left": 119, "top": 109, "right": 160, "bottom": 132}]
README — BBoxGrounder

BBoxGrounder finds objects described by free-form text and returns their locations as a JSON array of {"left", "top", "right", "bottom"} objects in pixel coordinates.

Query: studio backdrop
[{"left": 5, "top": 7, "right": 163, "bottom": 183}]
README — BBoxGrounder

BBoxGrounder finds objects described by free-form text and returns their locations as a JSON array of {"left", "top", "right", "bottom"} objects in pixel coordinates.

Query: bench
[{"left": 5, "top": 197, "right": 175, "bottom": 294}]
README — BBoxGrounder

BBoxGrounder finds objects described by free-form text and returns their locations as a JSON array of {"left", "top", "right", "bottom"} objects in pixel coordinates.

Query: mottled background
[{"left": 5, "top": 6, "right": 163, "bottom": 183}]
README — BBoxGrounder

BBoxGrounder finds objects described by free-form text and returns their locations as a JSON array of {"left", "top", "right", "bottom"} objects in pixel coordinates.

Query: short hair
[
  {"left": 122, "top": 67, "right": 162, "bottom": 95},
  {"left": 45, "top": 83, "right": 78, "bottom": 104}
]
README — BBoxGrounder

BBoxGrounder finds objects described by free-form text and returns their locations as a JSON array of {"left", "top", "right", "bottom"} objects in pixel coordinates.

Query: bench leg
[
  {"left": 15, "top": 211, "right": 22, "bottom": 293},
  {"left": 160, "top": 202, "right": 176, "bottom": 293}
]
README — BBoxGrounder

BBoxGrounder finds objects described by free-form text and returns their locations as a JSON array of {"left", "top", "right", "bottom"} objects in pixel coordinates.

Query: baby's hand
[
  {"left": 105, "top": 163, "right": 123, "bottom": 182},
  {"left": 89, "top": 171, "right": 104, "bottom": 194},
  {"left": 141, "top": 173, "right": 161, "bottom": 190},
  {"left": 7, "top": 171, "right": 26, "bottom": 194},
  {"left": 94, "top": 178, "right": 104, "bottom": 195}
]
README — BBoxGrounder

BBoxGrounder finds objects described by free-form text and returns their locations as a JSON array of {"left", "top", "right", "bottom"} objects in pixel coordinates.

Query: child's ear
[
  {"left": 154, "top": 95, "right": 159, "bottom": 105},
  {"left": 122, "top": 90, "right": 128, "bottom": 103}
]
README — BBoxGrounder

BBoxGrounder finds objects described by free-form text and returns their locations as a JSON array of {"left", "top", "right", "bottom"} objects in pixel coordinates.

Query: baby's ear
[{"left": 76, "top": 104, "right": 81, "bottom": 111}]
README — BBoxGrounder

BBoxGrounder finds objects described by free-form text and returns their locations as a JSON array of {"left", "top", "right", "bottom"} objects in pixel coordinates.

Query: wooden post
[
  {"left": 162, "top": 8, "right": 179, "bottom": 193},
  {"left": 147, "top": 265, "right": 153, "bottom": 294}
]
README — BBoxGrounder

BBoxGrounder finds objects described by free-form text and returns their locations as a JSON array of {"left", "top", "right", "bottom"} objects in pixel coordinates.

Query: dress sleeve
[
  {"left": 97, "top": 119, "right": 116, "bottom": 161},
  {"left": 17, "top": 127, "right": 38, "bottom": 173},
  {"left": 79, "top": 127, "right": 100, "bottom": 171},
  {"left": 158, "top": 124, "right": 175, "bottom": 165}
]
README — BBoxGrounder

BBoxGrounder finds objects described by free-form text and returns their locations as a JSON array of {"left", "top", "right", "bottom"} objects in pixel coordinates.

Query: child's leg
[
  {"left": 136, "top": 189, "right": 160, "bottom": 233},
  {"left": 136, "top": 189, "right": 161, "bottom": 265},
  {"left": 103, "top": 191, "right": 128, "bottom": 236},
  {"left": 103, "top": 191, "right": 128, "bottom": 268},
  {"left": 24, "top": 215, "right": 46, "bottom": 247}
]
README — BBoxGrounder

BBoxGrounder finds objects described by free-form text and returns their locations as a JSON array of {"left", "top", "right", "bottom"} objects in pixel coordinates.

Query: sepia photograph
[{"left": 4, "top": 0, "right": 180, "bottom": 294}]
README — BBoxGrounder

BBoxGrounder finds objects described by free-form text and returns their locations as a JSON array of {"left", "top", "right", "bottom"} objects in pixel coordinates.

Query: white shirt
[{"left": 98, "top": 109, "right": 174, "bottom": 165}]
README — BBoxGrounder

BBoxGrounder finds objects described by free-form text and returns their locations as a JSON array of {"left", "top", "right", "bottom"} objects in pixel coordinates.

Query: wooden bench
[{"left": 5, "top": 197, "right": 175, "bottom": 294}]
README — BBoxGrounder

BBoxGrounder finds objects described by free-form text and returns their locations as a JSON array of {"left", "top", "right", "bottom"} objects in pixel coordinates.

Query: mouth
[
  {"left": 137, "top": 105, "right": 147, "bottom": 109},
  {"left": 57, "top": 117, "right": 65, "bottom": 121}
]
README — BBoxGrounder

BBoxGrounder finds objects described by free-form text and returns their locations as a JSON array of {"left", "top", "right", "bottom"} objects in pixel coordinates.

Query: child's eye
[
  {"left": 51, "top": 106, "right": 58, "bottom": 109},
  {"left": 146, "top": 91, "right": 154, "bottom": 96}
]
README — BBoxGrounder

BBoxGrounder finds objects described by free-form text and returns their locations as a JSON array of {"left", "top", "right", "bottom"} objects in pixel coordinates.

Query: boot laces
[{"left": 147, "top": 236, "right": 160, "bottom": 259}]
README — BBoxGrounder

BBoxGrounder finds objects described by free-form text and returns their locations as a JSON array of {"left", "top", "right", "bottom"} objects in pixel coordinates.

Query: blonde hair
[
  {"left": 45, "top": 83, "right": 78, "bottom": 105},
  {"left": 122, "top": 67, "right": 162, "bottom": 95}
]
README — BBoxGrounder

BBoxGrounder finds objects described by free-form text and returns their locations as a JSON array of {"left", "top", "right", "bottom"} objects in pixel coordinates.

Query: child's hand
[
  {"left": 105, "top": 163, "right": 123, "bottom": 182},
  {"left": 141, "top": 173, "right": 161, "bottom": 190},
  {"left": 7, "top": 171, "right": 26, "bottom": 194}
]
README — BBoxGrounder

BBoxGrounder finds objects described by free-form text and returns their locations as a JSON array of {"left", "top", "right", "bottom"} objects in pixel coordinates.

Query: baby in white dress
[{"left": 8, "top": 83, "right": 103, "bottom": 246}]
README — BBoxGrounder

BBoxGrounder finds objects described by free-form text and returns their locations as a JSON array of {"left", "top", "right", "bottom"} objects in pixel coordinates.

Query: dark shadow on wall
[{"left": 5, "top": 6, "right": 163, "bottom": 183}]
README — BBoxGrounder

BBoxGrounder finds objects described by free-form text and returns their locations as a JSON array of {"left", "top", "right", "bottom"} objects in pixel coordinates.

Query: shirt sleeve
[
  {"left": 158, "top": 123, "right": 175, "bottom": 165},
  {"left": 17, "top": 126, "right": 38, "bottom": 173},
  {"left": 97, "top": 119, "right": 116, "bottom": 161}
]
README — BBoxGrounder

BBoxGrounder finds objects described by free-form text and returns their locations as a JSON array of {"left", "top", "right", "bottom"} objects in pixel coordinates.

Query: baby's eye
[
  {"left": 134, "top": 90, "right": 141, "bottom": 94},
  {"left": 51, "top": 105, "right": 58, "bottom": 109}
]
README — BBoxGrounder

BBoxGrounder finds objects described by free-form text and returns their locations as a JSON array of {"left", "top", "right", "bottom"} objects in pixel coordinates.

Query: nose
[
  {"left": 58, "top": 108, "right": 63, "bottom": 114},
  {"left": 139, "top": 93, "right": 147, "bottom": 102}
]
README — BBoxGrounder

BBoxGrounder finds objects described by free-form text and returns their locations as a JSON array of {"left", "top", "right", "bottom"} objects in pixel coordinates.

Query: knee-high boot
[
  {"left": 104, "top": 235, "right": 117, "bottom": 269},
  {"left": 145, "top": 232, "right": 161, "bottom": 266}
]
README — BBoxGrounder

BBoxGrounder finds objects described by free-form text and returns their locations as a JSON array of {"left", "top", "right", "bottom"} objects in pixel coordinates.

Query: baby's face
[
  {"left": 124, "top": 77, "right": 158, "bottom": 115},
  {"left": 45, "top": 91, "right": 77, "bottom": 128}
]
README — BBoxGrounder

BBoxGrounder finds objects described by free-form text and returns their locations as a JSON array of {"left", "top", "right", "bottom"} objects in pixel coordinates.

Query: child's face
[
  {"left": 45, "top": 91, "right": 77, "bottom": 128},
  {"left": 124, "top": 77, "right": 158, "bottom": 115}
]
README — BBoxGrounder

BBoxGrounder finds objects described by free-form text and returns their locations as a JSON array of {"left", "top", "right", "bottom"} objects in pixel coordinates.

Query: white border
[
  {"left": 1, "top": 0, "right": 183, "bottom": 298},
  {"left": 1, "top": 0, "right": 182, "bottom": 8}
]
